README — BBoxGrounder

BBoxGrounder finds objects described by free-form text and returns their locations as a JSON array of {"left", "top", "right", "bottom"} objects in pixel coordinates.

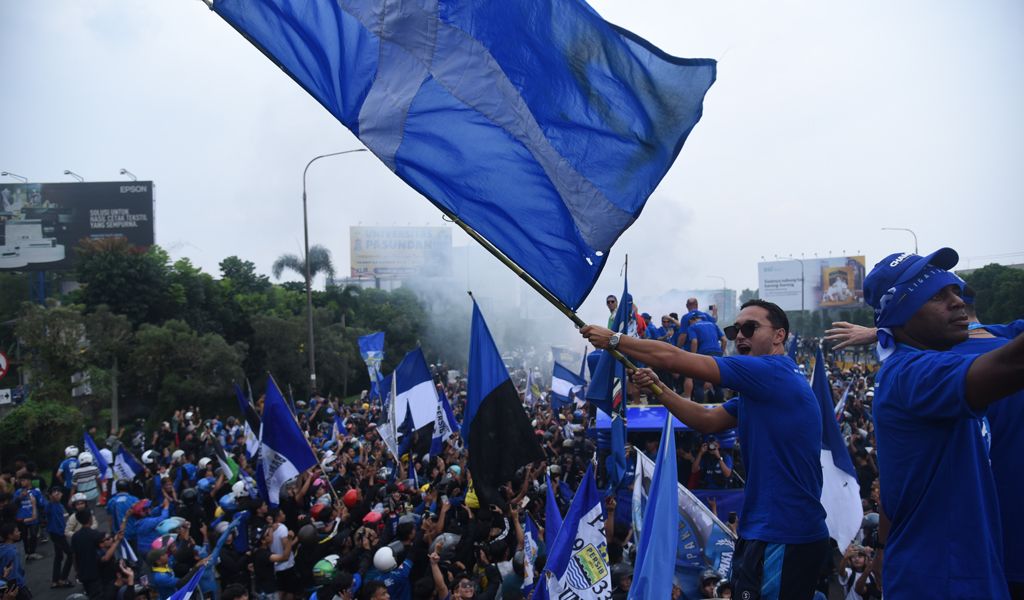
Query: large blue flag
[
  {"left": 551, "top": 362, "right": 585, "bottom": 409},
  {"left": 812, "top": 347, "right": 862, "bottom": 551},
  {"left": 83, "top": 432, "right": 110, "bottom": 481},
  {"left": 380, "top": 348, "right": 440, "bottom": 433},
  {"left": 631, "top": 412, "right": 679, "bottom": 598},
  {"left": 260, "top": 376, "right": 318, "bottom": 505},
  {"left": 209, "top": 0, "right": 715, "bottom": 311},
  {"left": 357, "top": 332, "right": 386, "bottom": 400},
  {"left": 465, "top": 300, "right": 544, "bottom": 507},
  {"left": 544, "top": 466, "right": 612, "bottom": 598}
]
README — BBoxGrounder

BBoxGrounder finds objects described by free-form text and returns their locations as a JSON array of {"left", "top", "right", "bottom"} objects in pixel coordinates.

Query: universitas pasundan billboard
[
  {"left": 757, "top": 255, "right": 866, "bottom": 311},
  {"left": 0, "top": 181, "right": 154, "bottom": 271}
]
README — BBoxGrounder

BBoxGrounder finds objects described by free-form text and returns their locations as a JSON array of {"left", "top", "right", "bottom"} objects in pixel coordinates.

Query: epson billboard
[{"left": 0, "top": 181, "right": 154, "bottom": 271}]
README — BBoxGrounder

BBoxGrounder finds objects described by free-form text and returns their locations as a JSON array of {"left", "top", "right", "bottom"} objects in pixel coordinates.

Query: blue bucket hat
[{"left": 864, "top": 248, "right": 962, "bottom": 328}]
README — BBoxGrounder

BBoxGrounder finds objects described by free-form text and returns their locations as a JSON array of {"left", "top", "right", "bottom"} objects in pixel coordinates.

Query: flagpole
[
  {"left": 267, "top": 374, "right": 342, "bottom": 505},
  {"left": 449, "top": 213, "right": 661, "bottom": 395}
]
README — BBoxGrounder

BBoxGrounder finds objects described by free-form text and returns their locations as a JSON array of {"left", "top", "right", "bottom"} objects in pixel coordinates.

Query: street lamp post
[
  {"left": 302, "top": 148, "right": 368, "bottom": 393},
  {"left": 1, "top": 171, "right": 28, "bottom": 183},
  {"left": 881, "top": 227, "right": 918, "bottom": 254},
  {"left": 63, "top": 170, "right": 84, "bottom": 182},
  {"left": 119, "top": 168, "right": 138, "bottom": 181}
]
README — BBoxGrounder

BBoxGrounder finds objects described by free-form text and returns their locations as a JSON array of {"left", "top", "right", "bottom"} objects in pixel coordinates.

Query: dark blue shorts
[{"left": 731, "top": 537, "right": 829, "bottom": 600}]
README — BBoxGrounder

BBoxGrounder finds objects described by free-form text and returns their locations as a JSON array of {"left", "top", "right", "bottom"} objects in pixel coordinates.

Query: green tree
[
  {"left": 73, "top": 238, "right": 182, "bottom": 326},
  {"left": 125, "top": 320, "right": 245, "bottom": 421},
  {"left": 219, "top": 256, "right": 271, "bottom": 294},
  {"left": 0, "top": 399, "right": 84, "bottom": 468},
  {"left": 739, "top": 288, "right": 759, "bottom": 304},
  {"left": 272, "top": 245, "right": 336, "bottom": 286},
  {"left": 963, "top": 264, "right": 1024, "bottom": 324},
  {"left": 15, "top": 301, "right": 88, "bottom": 402}
]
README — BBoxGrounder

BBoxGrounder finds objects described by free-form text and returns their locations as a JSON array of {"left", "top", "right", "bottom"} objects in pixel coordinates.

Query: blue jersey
[
  {"left": 955, "top": 335, "right": 1024, "bottom": 585},
  {"left": 13, "top": 488, "right": 44, "bottom": 524},
  {"left": 59, "top": 457, "right": 79, "bottom": 488},
  {"left": 687, "top": 321, "right": 724, "bottom": 355},
  {"left": 107, "top": 492, "right": 139, "bottom": 531},
  {"left": 716, "top": 354, "right": 827, "bottom": 543},
  {"left": 873, "top": 345, "right": 1008, "bottom": 599},
  {"left": 366, "top": 559, "right": 413, "bottom": 600},
  {"left": 982, "top": 318, "right": 1024, "bottom": 339}
]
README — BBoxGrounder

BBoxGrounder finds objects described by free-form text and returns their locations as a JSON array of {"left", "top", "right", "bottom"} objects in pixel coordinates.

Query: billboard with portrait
[
  {"left": 758, "top": 256, "right": 866, "bottom": 311},
  {"left": 349, "top": 226, "right": 452, "bottom": 279},
  {"left": 0, "top": 181, "right": 155, "bottom": 271}
]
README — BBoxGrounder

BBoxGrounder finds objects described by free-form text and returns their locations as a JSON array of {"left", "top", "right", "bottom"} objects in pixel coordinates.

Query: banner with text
[{"left": 757, "top": 256, "right": 865, "bottom": 311}]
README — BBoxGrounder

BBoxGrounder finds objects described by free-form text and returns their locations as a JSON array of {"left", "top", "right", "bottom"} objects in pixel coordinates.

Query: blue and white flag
[
  {"left": 523, "top": 513, "right": 542, "bottom": 593},
  {"left": 260, "top": 376, "right": 318, "bottom": 505},
  {"left": 83, "top": 432, "right": 110, "bottom": 481},
  {"left": 551, "top": 362, "right": 585, "bottom": 409},
  {"left": 631, "top": 413, "right": 679, "bottom": 598},
  {"left": 834, "top": 380, "right": 852, "bottom": 423},
  {"left": 358, "top": 332, "right": 386, "bottom": 400},
  {"left": 380, "top": 348, "right": 440, "bottom": 433},
  {"left": 332, "top": 413, "right": 347, "bottom": 441},
  {"left": 812, "top": 347, "right": 863, "bottom": 552},
  {"left": 632, "top": 451, "right": 735, "bottom": 596},
  {"left": 429, "top": 385, "right": 459, "bottom": 457},
  {"left": 524, "top": 369, "right": 538, "bottom": 407},
  {"left": 112, "top": 446, "right": 143, "bottom": 482},
  {"left": 544, "top": 466, "right": 611, "bottom": 599},
  {"left": 234, "top": 383, "right": 262, "bottom": 459},
  {"left": 209, "top": 0, "right": 715, "bottom": 312}
]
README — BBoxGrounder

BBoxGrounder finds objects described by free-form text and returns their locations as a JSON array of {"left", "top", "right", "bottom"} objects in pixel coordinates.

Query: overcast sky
[{"left": 2, "top": 0, "right": 1022, "bottom": 326}]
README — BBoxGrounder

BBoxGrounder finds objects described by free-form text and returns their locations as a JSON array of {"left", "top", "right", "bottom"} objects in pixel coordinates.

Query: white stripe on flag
[{"left": 820, "top": 449, "right": 863, "bottom": 552}]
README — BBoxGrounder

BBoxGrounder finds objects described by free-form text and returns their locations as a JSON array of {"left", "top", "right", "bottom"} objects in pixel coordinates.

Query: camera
[{"left": 708, "top": 442, "right": 718, "bottom": 451}]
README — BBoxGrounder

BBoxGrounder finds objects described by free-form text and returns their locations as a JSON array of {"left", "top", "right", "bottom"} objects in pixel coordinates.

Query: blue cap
[{"left": 864, "top": 248, "right": 959, "bottom": 308}]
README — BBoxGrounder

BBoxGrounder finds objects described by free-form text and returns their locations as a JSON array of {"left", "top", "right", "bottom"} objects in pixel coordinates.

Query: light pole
[
  {"left": 119, "top": 168, "right": 137, "bottom": 181},
  {"left": 63, "top": 170, "right": 84, "bottom": 182},
  {"left": 881, "top": 227, "right": 918, "bottom": 254},
  {"left": 302, "top": 148, "right": 368, "bottom": 393},
  {"left": 1, "top": 171, "right": 28, "bottom": 183}
]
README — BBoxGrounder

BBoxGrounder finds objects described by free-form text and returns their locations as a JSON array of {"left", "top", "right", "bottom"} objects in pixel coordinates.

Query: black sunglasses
[{"left": 724, "top": 321, "right": 761, "bottom": 341}]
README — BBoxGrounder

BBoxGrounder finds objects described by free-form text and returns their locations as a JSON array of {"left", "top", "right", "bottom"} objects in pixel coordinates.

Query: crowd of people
[{"left": 0, "top": 249, "right": 1020, "bottom": 600}]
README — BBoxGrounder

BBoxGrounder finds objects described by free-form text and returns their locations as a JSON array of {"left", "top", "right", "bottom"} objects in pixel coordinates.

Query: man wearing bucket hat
[{"left": 863, "top": 248, "right": 1024, "bottom": 599}]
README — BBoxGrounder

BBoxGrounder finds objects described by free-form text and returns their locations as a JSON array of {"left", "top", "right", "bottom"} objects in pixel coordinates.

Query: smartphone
[
  {"left": 520, "top": 496, "right": 530, "bottom": 509},
  {"left": 441, "top": 495, "right": 448, "bottom": 505}
]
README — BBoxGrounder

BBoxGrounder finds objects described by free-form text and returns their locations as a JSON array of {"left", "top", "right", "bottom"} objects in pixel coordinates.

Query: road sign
[{"left": 0, "top": 351, "right": 8, "bottom": 381}]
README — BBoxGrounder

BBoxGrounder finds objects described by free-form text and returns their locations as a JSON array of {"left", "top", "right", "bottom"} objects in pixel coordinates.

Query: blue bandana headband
[{"left": 874, "top": 266, "right": 964, "bottom": 360}]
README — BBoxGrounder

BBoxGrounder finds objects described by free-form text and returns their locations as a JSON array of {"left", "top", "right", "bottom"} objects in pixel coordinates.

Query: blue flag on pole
[
  {"left": 551, "top": 362, "right": 585, "bottom": 409},
  {"left": 112, "top": 446, "right": 143, "bottom": 482},
  {"left": 83, "top": 432, "right": 110, "bottom": 481},
  {"left": 358, "top": 332, "right": 386, "bottom": 400},
  {"left": 544, "top": 466, "right": 612, "bottom": 598},
  {"left": 234, "top": 383, "right": 262, "bottom": 458},
  {"left": 209, "top": 0, "right": 715, "bottom": 311},
  {"left": 545, "top": 473, "right": 563, "bottom": 544},
  {"left": 465, "top": 300, "right": 544, "bottom": 507},
  {"left": 397, "top": 402, "right": 416, "bottom": 458},
  {"left": 631, "top": 412, "right": 679, "bottom": 598},
  {"left": 380, "top": 348, "right": 440, "bottom": 434},
  {"left": 429, "top": 385, "right": 459, "bottom": 458},
  {"left": 587, "top": 273, "right": 633, "bottom": 413},
  {"left": 812, "top": 347, "right": 863, "bottom": 551},
  {"left": 260, "top": 376, "right": 318, "bottom": 506}
]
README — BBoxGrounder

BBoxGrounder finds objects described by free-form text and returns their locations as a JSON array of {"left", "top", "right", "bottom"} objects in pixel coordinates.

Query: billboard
[
  {"left": 0, "top": 181, "right": 154, "bottom": 271},
  {"left": 350, "top": 226, "right": 452, "bottom": 279},
  {"left": 757, "top": 256, "right": 866, "bottom": 311}
]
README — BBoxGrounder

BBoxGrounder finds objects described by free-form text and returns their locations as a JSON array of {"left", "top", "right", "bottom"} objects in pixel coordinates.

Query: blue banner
[{"left": 358, "top": 331, "right": 385, "bottom": 400}]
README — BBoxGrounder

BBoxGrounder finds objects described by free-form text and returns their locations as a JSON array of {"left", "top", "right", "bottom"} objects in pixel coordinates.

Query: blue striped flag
[{"left": 208, "top": 0, "right": 715, "bottom": 311}]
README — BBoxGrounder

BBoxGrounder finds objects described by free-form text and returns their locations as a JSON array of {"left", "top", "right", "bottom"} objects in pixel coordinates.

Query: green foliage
[
  {"left": 0, "top": 399, "right": 84, "bottom": 465},
  {"left": 963, "top": 264, "right": 1024, "bottom": 325},
  {"left": 272, "top": 244, "right": 336, "bottom": 285},
  {"left": 739, "top": 288, "right": 759, "bottom": 304}
]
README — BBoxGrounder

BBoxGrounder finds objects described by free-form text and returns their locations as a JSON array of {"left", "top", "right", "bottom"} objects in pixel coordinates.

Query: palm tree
[{"left": 272, "top": 244, "right": 337, "bottom": 286}]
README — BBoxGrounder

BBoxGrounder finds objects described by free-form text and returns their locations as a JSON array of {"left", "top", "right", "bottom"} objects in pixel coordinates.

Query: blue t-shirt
[
  {"left": 59, "top": 457, "right": 79, "bottom": 488},
  {"left": 873, "top": 344, "right": 1008, "bottom": 599},
  {"left": 107, "top": 492, "right": 139, "bottom": 531},
  {"left": 982, "top": 318, "right": 1024, "bottom": 339},
  {"left": 688, "top": 321, "right": 724, "bottom": 355},
  {"left": 954, "top": 336, "right": 1024, "bottom": 584},
  {"left": 715, "top": 354, "right": 827, "bottom": 544}
]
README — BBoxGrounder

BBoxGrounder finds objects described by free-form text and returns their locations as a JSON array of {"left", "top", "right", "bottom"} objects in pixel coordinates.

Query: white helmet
[
  {"left": 197, "top": 457, "right": 212, "bottom": 470},
  {"left": 373, "top": 545, "right": 398, "bottom": 572},
  {"left": 78, "top": 452, "right": 94, "bottom": 466},
  {"left": 231, "top": 481, "right": 248, "bottom": 497},
  {"left": 142, "top": 450, "right": 157, "bottom": 465},
  {"left": 71, "top": 493, "right": 88, "bottom": 504},
  {"left": 171, "top": 450, "right": 185, "bottom": 463},
  {"left": 185, "top": 411, "right": 194, "bottom": 421},
  {"left": 65, "top": 445, "right": 80, "bottom": 458}
]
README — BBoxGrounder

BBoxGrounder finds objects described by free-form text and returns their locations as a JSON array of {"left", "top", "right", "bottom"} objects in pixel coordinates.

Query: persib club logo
[{"left": 565, "top": 542, "right": 609, "bottom": 591}]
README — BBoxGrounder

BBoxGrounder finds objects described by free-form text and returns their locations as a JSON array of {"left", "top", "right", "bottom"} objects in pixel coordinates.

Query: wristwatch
[{"left": 609, "top": 332, "right": 622, "bottom": 349}]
